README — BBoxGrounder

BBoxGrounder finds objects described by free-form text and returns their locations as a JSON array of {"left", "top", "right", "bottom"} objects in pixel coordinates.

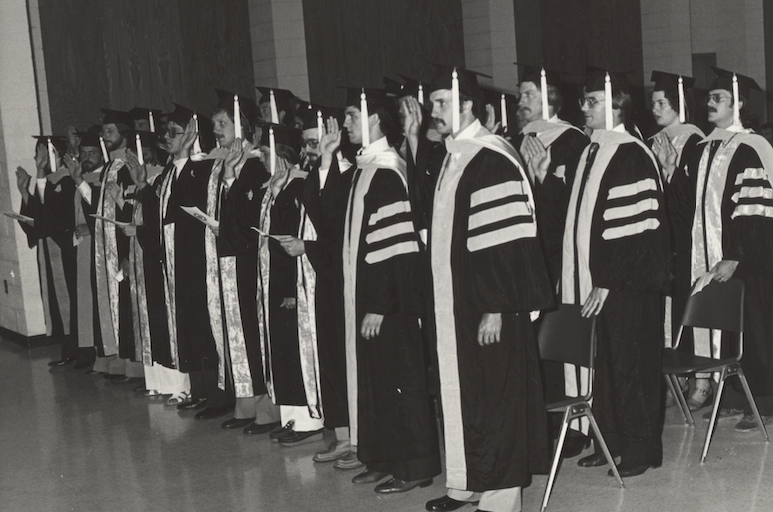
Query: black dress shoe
[
  {"left": 221, "top": 417, "right": 254, "bottom": 429},
  {"left": 243, "top": 421, "right": 281, "bottom": 435},
  {"left": 73, "top": 360, "right": 91, "bottom": 370},
  {"left": 278, "top": 428, "right": 324, "bottom": 446},
  {"left": 425, "top": 495, "right": 477, "bottom": 511},
  {"left": 269, "top": 421, "right": 295, "bottom": 442},
  {"left": 48, "top": 358, "right": 75, "bottom": 367},
  {"left": 374, "top": 477, "right": 433, "bottom": 494},
  {"left": 561, "top": 434, "right": 591, "bottom": 458},
  {"left": 109, "top": 374, "right": 131, "bottom": 383},
  {"left": 194, "top": 405, "right": 233, "bottom": 420},
  {"left": 608, "top": 463, "right": 661, "bottom": 478},
  {"left": 578, "top": 453, "right": 613, "bottom": 467},
  {"left": 177, "top": 398, "right": 207, "bottom": 410},
  {"left": 351, "top": 469, "right": 391, "bottom": 484}
]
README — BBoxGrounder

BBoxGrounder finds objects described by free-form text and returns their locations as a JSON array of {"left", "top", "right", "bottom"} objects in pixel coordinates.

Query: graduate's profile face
[
  {"left": 651, "top": 90, "right": 678, "bottom": 127},
  {"left": 101, "top": 124, "right": 124, "bottom": 151},
  {"left": 79, "top": 146, "right": 102, "bottom": 172},
  {"left": 212, "top": 111, "right": 236, "bottom": 147},
  {"left": 133, "top": 119, "right": 151, "bottom": 132},
  {"left": 429, "top": 89, "right": 454, "bottom": 135},
  {"left": 260, "top": 103, "right": 272, "bottom": 122},
  {"left": 343, "top": 106, "right": 362, "bottom": 144},
  {"left": 581, "top": 90, "right": 606, "bottom": 130},
  {"left": 162, "top": 121, "right": 185, "bottom": 154},
  {"left": 302, "top": 128, "right": 320, "bottom": 163},
  {"left": 707, "top": 89, "right": 735, "bottom": 127},
  {"left": 518, "top": 81, "right": 542, "bottom": 123}
]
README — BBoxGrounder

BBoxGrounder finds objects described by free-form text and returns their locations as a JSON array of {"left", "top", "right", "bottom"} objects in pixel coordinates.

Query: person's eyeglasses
[
  {"left": 303, "top": 139, "right": 319, "bottom": 149},
  {"left": 579, "top": 97, "right": 600, "bottom": 108},
  {"left": 164, "top": 128, "right": 182, "bottom": 138},
  {"left": 706, "top": 93, "right": 731, "bottom": 105}
]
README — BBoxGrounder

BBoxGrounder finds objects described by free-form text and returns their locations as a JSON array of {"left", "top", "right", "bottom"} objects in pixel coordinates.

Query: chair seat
[{"left": 662, "top": 348, "right": 738, "bottom": 374}]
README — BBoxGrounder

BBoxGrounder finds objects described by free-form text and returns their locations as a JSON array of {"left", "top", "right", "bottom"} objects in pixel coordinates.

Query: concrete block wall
[
  {"left": 248, "top": 0, "right": 310, "bottom": 101},
  {"left": 0, "top": 0, "right": 47, "bottom": 337},
  {"left": 461, "top": 0, "right": 518, "bottom": 92},
  {"left": 640, "top": 0, "right": 693, "bottom": 81}
]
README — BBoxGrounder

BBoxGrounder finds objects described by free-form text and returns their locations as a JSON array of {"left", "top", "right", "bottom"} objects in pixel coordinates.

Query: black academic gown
[
  {"left": 301, "top": 157, "right": 354, "bottom": 429},
  {"left": 217, "top": 158, "right": 270, "bottom": 398},
  {"left": 344, "top": 155, "right": 440, "bottom": 482},
  {"left": 562, "top": 130, "right": 671, "bottom": 467},
  {"left": 429, "top": 125, "right": 553, "bottom": 492}
]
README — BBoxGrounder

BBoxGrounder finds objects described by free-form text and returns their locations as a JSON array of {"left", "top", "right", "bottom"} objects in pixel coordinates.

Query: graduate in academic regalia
[
  {"left": 124, "top": 128, "right": 189, "bottom": 400},
  {"left": 564, "top": 70, "right": 671, "bottom": 478},
  {"left": 253, "top": 123, "right": 325, "bottom": 445},
  {"left": 153, "top": 105, "right": 217, "bottom": 409},
  {"left": 671, "top": 68, "right": 773, "bottom": 432},
  {"left": 646, "top": 71, "right": 706, "bottom": 410},
  {"left": 199, "top": 89, "right": 279, "bottom": 428},
  {"left": 15, "top": 136, "right": 76, "bottom": 364},
  {"left": 337, "top": 87, "right": 440, "bottom": 493},
  {"left": 276, "top": 106, "right": 358, "bottom": 465},
  {"left": 421, "top": 67, "right": 553, "bottom": 512},
  {"left": 87, "top": 109, "right": 143, "bottom": 382}
]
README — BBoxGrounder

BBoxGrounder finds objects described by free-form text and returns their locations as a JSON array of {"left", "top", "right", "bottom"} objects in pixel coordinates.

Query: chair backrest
[
  {"left": 538, "top": 303, "right": 596, "bottom": 370},
  {"left": 681, "top": 278, "right": 744, "bottom": 333}
]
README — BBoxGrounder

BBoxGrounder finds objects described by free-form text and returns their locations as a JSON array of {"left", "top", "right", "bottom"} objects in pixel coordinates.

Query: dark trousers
[
  {"left": 366, "top": 452, "right": 440, "bottom": 482},
  {"left": 593, "top": 291, "right": 664, "bottom": 466}
]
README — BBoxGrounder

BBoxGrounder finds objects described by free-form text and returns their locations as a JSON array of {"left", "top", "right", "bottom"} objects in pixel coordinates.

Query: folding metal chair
[
  {"left": 538, "top": 304, "right": 623, "bottom": 512},
  {"left": 662, "top": 277, "right": 769, "bottom": 463}
]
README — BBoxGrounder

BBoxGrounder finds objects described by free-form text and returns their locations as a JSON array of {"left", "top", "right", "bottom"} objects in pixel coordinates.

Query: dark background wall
[
  {"left": 513, "top": 0, "right": 646, "bottom": 129},
  {"left": 302, "top": 0, "right": 466, "bottom": 107},
  {"left": 39, "top": 0, "right": 255, "bottom": 133}
]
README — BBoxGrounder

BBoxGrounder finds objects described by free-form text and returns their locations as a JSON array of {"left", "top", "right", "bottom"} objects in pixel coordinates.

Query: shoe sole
[
  {"left": 313, "top": 452, "right": 350, "bottom": 463},
  {"left": 279, "top": 433, "right": 324, "bottom": 446}
]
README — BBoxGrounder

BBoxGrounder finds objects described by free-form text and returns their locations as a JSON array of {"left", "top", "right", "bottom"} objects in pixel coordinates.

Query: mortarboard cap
[
  {"left": 100, "top": 108, "right": 133, "bottom": 127},
  {"left": 514, "top": 64, "right": 562, "bottom": 88},
  {"left": 214, "top": 88, "right": 258, "bottom": 117},
  {"left": 341, "top": 87, "right": 394, "bottom": 110},
  {"left": 168, "top": 103, "right": 196, "bottom": 128},
  {"left": 300, "top": 104, "right": 341, "bottom": 131},
  {"left": 382, "top": 76, "right": 407, "bottom": 97},
  {"left": 135, "top": 130, "right": 160, "bottom": 148},
  {"left": 32, "top": 135, "right": 67, "bottom": 154},
  {"left": 396, "top": 74, "right": 431, "bottom": 102},
  {"left": 709, "top": 66, "right": 761, "bottom": 99},
  {"left": 128, "top": 107, "right": 163, "bottom": 120},
  {"left": 651, "top": 71, "right": 696, "bottom": 91},
  {"left": 256, "top": 87, "right": 295, "bottom": 108},
  {"left": 77, "top": 131, "right": 101, "bottom": 147},
  {"left": 429, "top": 65, "right": 491, "bottom": 98},
  {"left": 256, "top": 121, "right": 303, "bottom": 155},
  {"left": 583, "top": 66, "right": 633, "bottom": 94}
]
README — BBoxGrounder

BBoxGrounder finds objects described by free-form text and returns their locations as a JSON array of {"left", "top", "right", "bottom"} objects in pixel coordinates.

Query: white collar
[
  {"left": 361, "top": 135, "right": 390, "bottom": 156},
  {"left": 452, "top": 119, "right": 482, "bottom": 141},
  {"left": 547, "top": 114, "right": 559, "bottom": 123},
  {"left": 612, "top": 123, "right": 627, "bottom": 133}
]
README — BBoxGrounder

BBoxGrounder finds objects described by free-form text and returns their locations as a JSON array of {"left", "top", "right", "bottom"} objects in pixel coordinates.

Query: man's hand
[
  {"left": 320, "top": 117, "right": 342, "bottom": 170},
  {"left": 523, "top": 135, "right": 551, "bottom": 184},
  {"left": 223, "top": 138, "right": 244, "bottom": 181},
  {"left": 268, "top": 158, "right": 290, "bottom": 197},
  {"left": 711, "top": 260, "right": 739, "bottom": 282},
  {"left": 66, "top": 125, "right": 81, "bottom": 158},
  {"left": 581, "top": 287, "right": 609, "bottom": 317},
  {"left": 180, "top": 117, "right": 198, "bottom": 155},
  {"left": 477, "top": 313, "right": 502, "bottom": 346},
  {"left": 105, "top": 182, "right": 124, "bottom": 209},
  {"left": 651, "top": 133, "right": 678, "bottom": 181},
  {"left": 274, "top": 235, "right": 305, "bottom": 257},
  {"left": 16, "top": 167, "right": 31, "bottom": 203},
  {"left": 64, "top": 153, "right": 84, "bottom": 185},
  {"left": 401, "top": 96, "right": 423, "bottom": 161},
  {"left": 361, "top": 313, "right": 384, "bottom": 340},
  {"left": 483, "top": 104, "right": 501, "bottom": 134},
  {"left": 125, "top": 151, "right": 147, "bottom": 189},
  {"left": 280, "top": 298, "right": 297, "bottom": 310},
  {"left": 34, "top": 144, "right": 48, "bottom": 177}
]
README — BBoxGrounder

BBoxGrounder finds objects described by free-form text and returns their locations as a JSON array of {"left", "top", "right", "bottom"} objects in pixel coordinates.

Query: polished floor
[{"left": 1, "top": 338, "right": 772, "bottom": 512}]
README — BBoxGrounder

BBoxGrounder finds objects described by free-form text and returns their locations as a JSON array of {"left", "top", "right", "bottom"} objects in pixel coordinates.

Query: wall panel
[
  {"left": 39, "top": 0, "right": 255, "bottom": 132},
  {"left": 302, "top": 0, "right": 465, "bottom": 107}
]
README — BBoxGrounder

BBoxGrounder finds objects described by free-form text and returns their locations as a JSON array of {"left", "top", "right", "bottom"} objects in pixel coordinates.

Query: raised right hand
[{"left": 15, "top": 166, "right": 31, "bottom": 201}]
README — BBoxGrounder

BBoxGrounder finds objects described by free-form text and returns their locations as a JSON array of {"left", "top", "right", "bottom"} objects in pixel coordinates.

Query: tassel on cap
[
  {"left": 500, "top": 94, "right": 508, "bottom": 129},
  {"left": 451, "top": 68, "right": 460, "bottom": 133},
  {"left": 360, "top": 89, "right": 370, "bottom": 148},
  {"left": 604, "top": 72, "right": 613, "bottom": 130},
  {"left": 149, "top": 111, "right": 155, "bottom": 132},
  {"left": 677, "top": 76, "right": 686, "bottom": 123},
  {"left": 418, "top": 84, "right": 424, "bottom": 105},
  {"left": 47, "top": 137, "right": 57, "bottom": 171},
  {"left": 270, "top": 90, "right": 279, "bottom": 125},
  {"left": 540, "top": 68, "right": 550, "bottom": 121},
  {"left": 99, "top": 136, "right": 109, "bottom": 162},
  {"left": 732, "top": 74, "right": 741, "bottom": 126},
  {"left": 192, "top": 113, "right": 202, "bottom": 155},
  {"left": 135, "top": 133, "right": 144, "bottom": 165},
  {"left": 317, "top": 110, "right": 324, "bottom": 145},
  {"left": 269, "top": 126, "right": 276, "bottom": 175}
]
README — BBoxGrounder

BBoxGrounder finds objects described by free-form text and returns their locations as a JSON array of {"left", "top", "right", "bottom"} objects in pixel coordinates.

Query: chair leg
[
  {"left": 737, "top": 369, "right": 770, "bottom": 443},
  {"left": 701, "top": 368, "right": 728, "bottom": 463},
  {"left": 667, "top": 373, "right": 693, "bottom": 425},
  {"left": 541, "top": 409, "right": 571, "bottom": 512},
  {"left": 586, "top": 410, "right": 624, "bottom": 488}
]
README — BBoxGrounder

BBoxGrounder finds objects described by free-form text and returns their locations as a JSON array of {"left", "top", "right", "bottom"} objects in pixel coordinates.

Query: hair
[
  {"left": 212, "top": 106, "right": 255, "bottom": 141},
  {"left": 113, "top": 123, "right": 132, "bottom": 141},
  {"left": 652, "top": 87, "right": 692, "bottom": 123},
  {"left": 460, "top": 91, "right": 484, "bottom": 121},
  {"left": 275, "top": 143, "right": 300, "bottom": 166},
  {"left": 370, "top": 102, "right": 400, "bottom": 139},
  {"left": 611, "top": 88, "right": 633, "bottom": 124},
  {"left": 545, "top": 84, "right": 563, "bottom": 114}
]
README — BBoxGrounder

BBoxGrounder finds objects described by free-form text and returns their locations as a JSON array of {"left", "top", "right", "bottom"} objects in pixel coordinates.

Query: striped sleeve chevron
[
  {"left": 466, "top": 179, "right": 536, "bottom": 252},
  {"left": 364, "top": 199, "right": 419, "bottom": 264},
  {"left": 601, "top": 177, "right": 661, "bottom": 241},
  {"left": 730, "top": 167, "right": 773, "bottom": 219}
]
